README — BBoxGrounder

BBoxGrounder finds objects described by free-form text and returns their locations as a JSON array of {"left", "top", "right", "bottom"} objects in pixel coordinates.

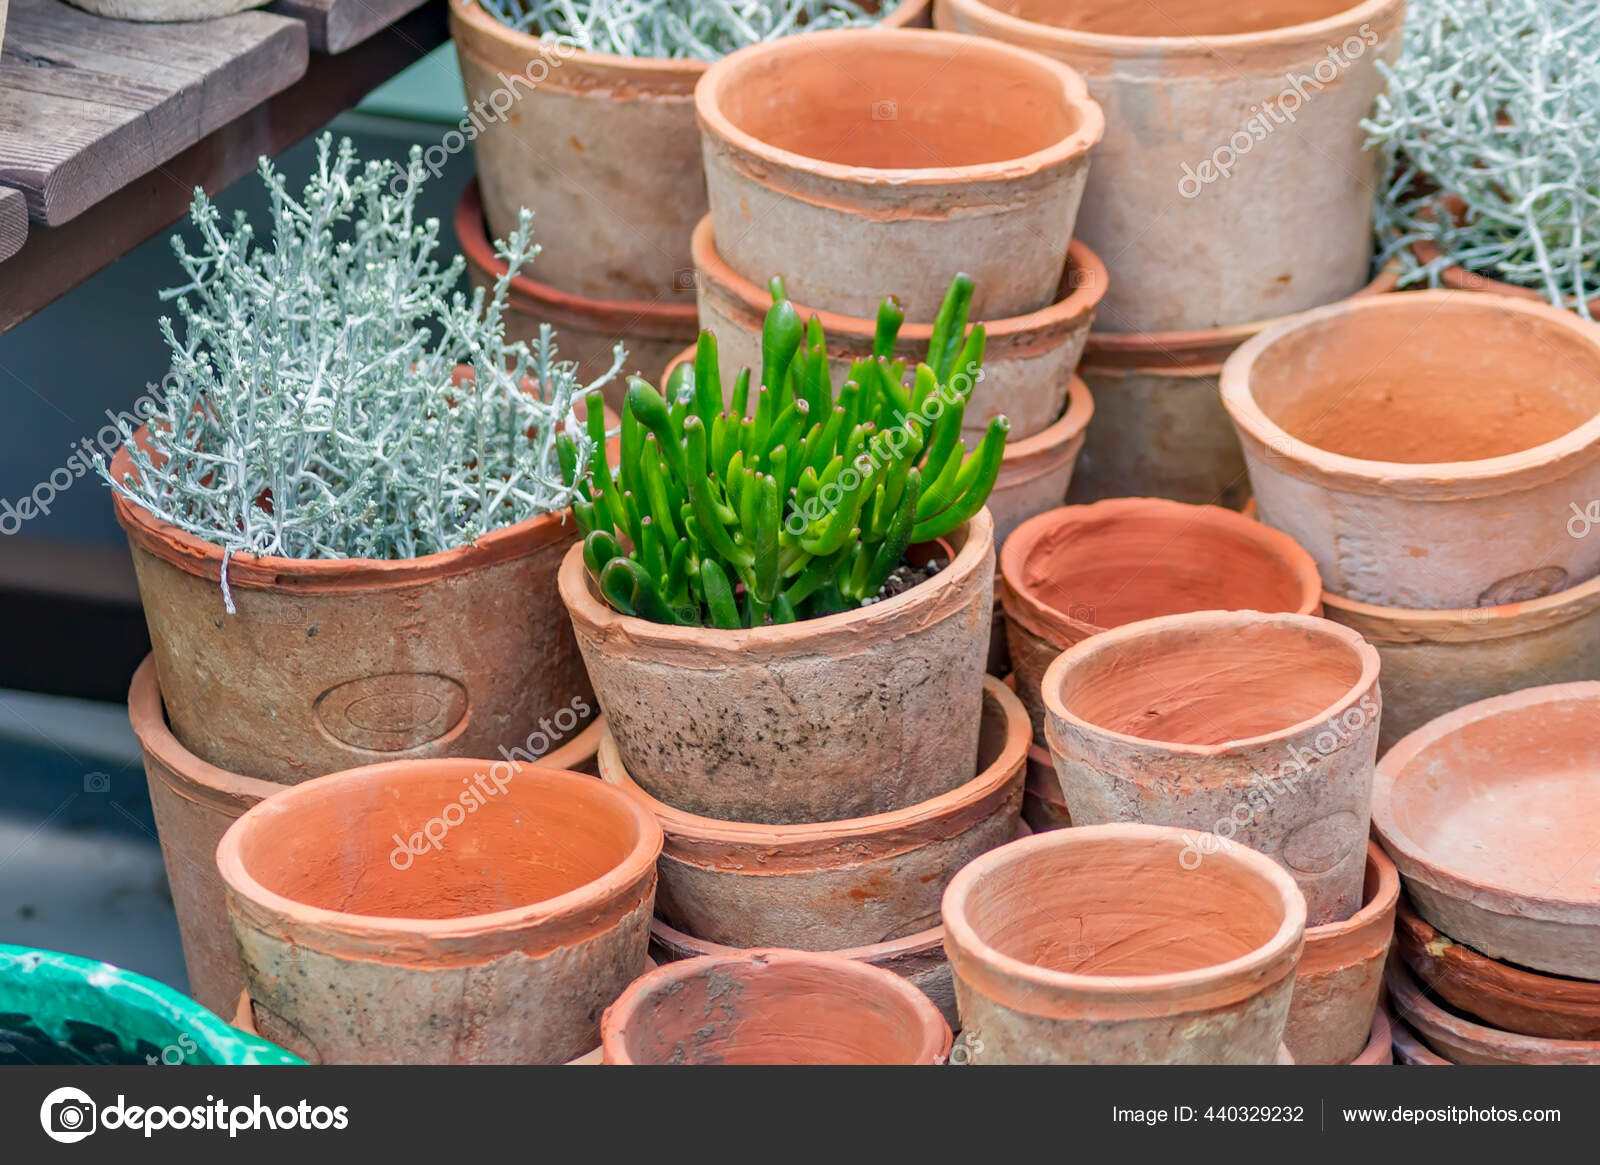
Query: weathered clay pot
[
  {"left": 690, "top": 216, "right": 1106, "bottom": 441},
  {"left": 455, "top": 179, "right": 698, "bottom": 411},
  {"left": 1022, "top": 741, "right": 1071, "bottom": 832},
  {"left": 1002, "top": 498, "right": 1321, "bottom": 740},
  {"left": 1221, "top": 291, "right": 1600, "bottom": 609},
  {"left": 1395, "top": 899, "right": 1600, "bottom": 1043},
  {"left": 1043, "top": 610, "right": 1380, "bottom": 924},
  {"left": 1352, "top": 1004, "right": 1394, "bottom": 1066},
  {"left": 1390, "top": 1011, "right": 1452, "bottom": 1066},
  {"left": 110, "top": 435, "right": 597, "bottom": 786},
  {"left": 1283, "top": 842, "right": 1400, "bottom": 1064},
  {"left": 942, "top": 823, "right": 1307, "bottom": 1064},
  {"left": 217, "top": 761, "right": 661, "bottom": 1064},
  {"left": 1385, "top": 960, "right": 1600, "bottom": 1066},
  {"left": 598, "top": 676, "right": 1026, "bottom": 948},
  {"left": 1321, "top": 575, "right": 1600, "bottom": 752},
  {"left": 697, "top": 28, "right": 1103, "bottom": 322},
  {"left": 601, "top": 949, "right": 952, "bottom": 1064},
  {"left": 936, "top": 0, "right": 1404, "bottom": 334},
  {"left": 561, "top": 510, "right": 994, "bottom": 825},
  {"left": 1373, "top": 683, "right": 1600, "bottom": 980},
  {"left": 985, "top": 379, "right": 1093, "bottom": 547}
]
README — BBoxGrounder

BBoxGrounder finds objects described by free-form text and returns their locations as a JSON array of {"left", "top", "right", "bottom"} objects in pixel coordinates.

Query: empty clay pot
[
  {"left": 561, "top": 511, "right": 995, "bottom": 825},
  {"left": 985, "top": 380, "right": 1094, "bottom": 547},
  {"left": 936, "top": 0, "right": 1405, "bottom": 334},
  {"left": 1373, "top": 683, "right": 1600, "bottom": 980},
  {"left": 1283, "top": 842, "right": 1400, "bottom": 1064},
  {"left": 690, "top": 216, "right": 1106, "bottom": 442},
  {"left": 1022, "top": 741, "right": 1071, "bottom": 833},
  {"left": 942, "top": 823, "right": 1307, "bottom": 1064},
  {"left": 1385, "top": 959, "right": 1600, "bottom": 1066},
  {"left": 600, "top": 949, "right": 952, "bottom": 1064},
  {"left": 697, "top": 28, "right": 1103, "bottom": 322},
  {"left": 1221, "top": 291, "right": 1600, "bottom": 609},
  {"left": 597, "top": 676, "right": 1026, "bottom": 949},
  {"left": 1043, "top": 611, "right": 1380, "bottom": 924},
  {"left": 217, "top": 762, "right": 662, "bottom": 1064},
  {"left": 1002, "top": 498, "right": 1322, "bottom": 740}
]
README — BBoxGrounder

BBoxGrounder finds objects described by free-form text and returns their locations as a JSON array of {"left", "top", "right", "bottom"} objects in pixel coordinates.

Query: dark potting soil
[
  {"left": 863, "top": 555, "right": 948, "bottom": 606},
  {"left": 0, "top": 1014, "right": 162, "bottom": 1065}
]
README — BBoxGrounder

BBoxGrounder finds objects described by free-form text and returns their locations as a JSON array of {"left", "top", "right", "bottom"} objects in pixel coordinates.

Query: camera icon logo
[
  {"left": 673, "top": 268, "right": 699, "bottom": 292},
  {"left": 84, "top": 772, "right": 111, "bottom": 794},
  {"left": 40, "top": 1087, "right": 97, "bottom": 1143},
  {"left": 871, "top": 100, "right": 898, "bottom": 121}
]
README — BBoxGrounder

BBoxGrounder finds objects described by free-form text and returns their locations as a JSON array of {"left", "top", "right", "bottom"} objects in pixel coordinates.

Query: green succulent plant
[{"left": 559, "top": 274, "right": 1009, "bottom": 628}]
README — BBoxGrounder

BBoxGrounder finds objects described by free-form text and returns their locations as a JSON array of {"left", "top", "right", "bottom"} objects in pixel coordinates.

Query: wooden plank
[
  {"left": 0, "top": 1, "right": 448, "bottom": 330},
  {"left": 270, "top": 0, "right": 431, "bottom": 53},
  {"left": 0, "top": 0, "right": 309, "bottom": 225},
  {"left": 0, "top": 187, "right": 25, "bottom": 263}
]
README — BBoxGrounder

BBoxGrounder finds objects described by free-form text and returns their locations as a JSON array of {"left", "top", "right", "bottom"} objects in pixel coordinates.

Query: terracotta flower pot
[
  {"left": 942, "top": 823, "right": 1307, "bottom": 1064},
  {"left": 1373, "top": 683, "right": 1600, "bottom": 980},
  {"left": 697, "top": 28, "right": 1102, "bottom": 323},
  {"left": 1411, "top": 201, "right": 1600, "bottom": 317},
  {"left": 561, "top": 510, "right": 995, "bottom": 825},
  {"left": 1395, "top": 899, "right": 1600, "bottom": 1042},
  {"left": 600, "top": 949, "right": 952, "bottom": 1064},
  {"left": 1321, "top": 576, "right": 1600, "bottom": 752},
  {"left": 690, "top": 217, "right": 1105, "bottom": 442},
  {"left": 455, "top": 179, "right": 698, "bottom": 411},
  {"left": 1002, "top": 498, "right": 1322, "bottom": 741},
  {"left": 1022, "top": 741, "right": 1071, "bottom": 832},
  {"left": 1221, "top": 291, "right": 1600, "bottom": 609},
  {"left": 984, "top": 379, "right": 1093, "bottom": 547},
  {"left": 1282, "top": 842, "right": 1400, "bottom": 1064},
  {"left": 598, "top": 676, "right": 1026, "bottom": 948},
  {"left": 217, "top": 761, "right": 662, "bottom": 1064},
  {"left": 1385, "top": 960, "right": 1600, "bottom": 1066},
  {"left": 1042, "top": 611, "right": 1379, "bottom": 924},
  {"left": 936, "top": 0, "right": 1404, "bottom": 334}
]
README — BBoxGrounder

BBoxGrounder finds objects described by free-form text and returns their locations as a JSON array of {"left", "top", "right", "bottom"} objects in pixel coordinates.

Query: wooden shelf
[
  {"left": 270, "top": 0, "right": 433, "bottom": 53},
  {"left": 0, "top": 187, "right": 24, "bottom": 263}
]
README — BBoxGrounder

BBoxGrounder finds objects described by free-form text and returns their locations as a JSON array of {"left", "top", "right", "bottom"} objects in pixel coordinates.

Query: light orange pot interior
[
  {"left": 991, "top": 0, "right": 1361, "bottom": 38},
  {"left": 1247, "top": 299, "right": 1600, "bottom": 463},
  {"left": 1056, "top": 620, "right": 1363, "bottom": 746}
]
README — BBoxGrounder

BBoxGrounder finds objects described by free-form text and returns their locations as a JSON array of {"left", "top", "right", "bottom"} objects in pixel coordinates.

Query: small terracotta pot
[
  {"left": 936, "top": 0, "right": 1405, "bottom": 334},
  {"left": 697, "top": 27, "right": 1102, "bottom": 323},
  {"left": 1351, "top": 1004, "right": 1394, "bottom": 1066},
  {"left": 1283, "top": 842, "right": 1400, "bottom": 1064},
  {"left": 1411, "top": 201, "right": 1600, "bottom": 316},
  {"left": 1022, "top": 741, "right": 1071, "bottom": 833},
  {"left": 1001, "top": 498, "right": 1322, "bottom": 740},
  {"left": 1394, "top": 899, "right": 1600, "bottom": 1042},
  {"left": 985, "top": 379, "right": 1093, "bottom": 547},
  {"left": 217, "top": 762, "right": 662, "bottom": 1064},
  {"left": 600, "top": 949, "right": 952, "bottom": 1064},
  {"left": 561, "top": 510, "right": 995, "bottom": 825},
  {"left": 598, "top": 676, "right": 1026, "bottom": 949},
  {"left": 942, "top": 823, "right": 1307, "bottom": 1064},
  {"left": 1373, "top": 683, "right": 1600, "bottom": 980},
  {"left": 690, "top": 217, "right": 1106, "bottom": 442},
  {"left": 455, "top": 180, "right": 698, "bottom": 412},
  {"left": 1043, "top": 610, "right": 1380, "bottom": 924},
  {"left": 1385, "top": 959, "right": 1600, "bottom": 1066},
  {"left": 1221, "top": 291, "right": 1600, "bottom": 609},
  {"left": 1390, "top": 1011, "right": 1452, "bottom": 1066}
]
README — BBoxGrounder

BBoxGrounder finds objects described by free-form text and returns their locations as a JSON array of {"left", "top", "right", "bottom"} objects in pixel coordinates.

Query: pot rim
[
  {"left": 215, "top": 760, "right": 664, "bottom": 946},
  {"left": 599, "top": 947, "right": 952, "bottom": 1064},
  {"left": 1001, "top": 497, "right": 1323, "bottom": 644},
  {"left": 1299, "top": 842, "right": 1399, "bottom": 973},
  {"left": 997, "top": 377, "right": 1093, "bottom": 469},
  {"left": 1372, "top": 682, "right": 1600, "bottom": 916},
  {"left": 1385, "top": 958, "right": 1600, "bottom": 1063},
  {"left": 1410, "top": 201, "right": 1600, "bottom": 314},
  {"left": 597, "top": 675, "right": 1027, "bottom": 851},
  {"left": 695, "top": 27, "right": 1104, "bottom": 188},
  {"left": 690, "top": 214, "right": 1107, "bottom": 345},
  {"left": 1219, "top": 290, "right": 1600, "bottom": 489},
  {"left": 649, "top": 915, "right": 945, "bottom": 965},
  {"left": 941, "top": 823, "right": 1307, "bottom": 1012},
  {"left": 1321, "top": 569, "right": 1600, "bottom": 639}
]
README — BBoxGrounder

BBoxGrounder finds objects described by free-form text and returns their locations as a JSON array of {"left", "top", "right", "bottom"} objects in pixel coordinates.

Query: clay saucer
[
  {"left": 1395, "top": 898, "right": 1600, "bottom": 1041},
  {"left": 1350, "top": 1003, "right": 1394, "bottom": 1066},
  {"left": 1385, "top": 959, "right": 1600, "bottom": 1065},
  {"left": 1372, "top": 683, "right": 1600, "bottom": 979},
  {"left": 1389, "top": 1012, "right": 1452, "bottom": 1066}
]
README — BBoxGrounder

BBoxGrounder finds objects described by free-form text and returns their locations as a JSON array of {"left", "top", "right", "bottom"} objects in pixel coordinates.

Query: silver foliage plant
[
  {"left": 479, "top": 0, "right": 894, "bottom": 61},
  {"left": 1365, "top": 0, "right": 1600, "bottom": 317},
  {"left": 101, "top": 135, "right": 621, "bottom": 608}
]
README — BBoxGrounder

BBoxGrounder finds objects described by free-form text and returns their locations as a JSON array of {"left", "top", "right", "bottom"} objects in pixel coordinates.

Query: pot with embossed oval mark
[
  {"left": 1220, "top": 292, "right": 1600, "bottom": 609},
  {"left": 1042, "top": 610, "right": 1381, "bottom": 924}
]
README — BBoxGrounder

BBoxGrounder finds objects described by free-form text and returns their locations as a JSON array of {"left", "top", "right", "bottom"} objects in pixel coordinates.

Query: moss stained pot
[{"left": 217, "top": 761, "right": 662, "bottom": 1064}]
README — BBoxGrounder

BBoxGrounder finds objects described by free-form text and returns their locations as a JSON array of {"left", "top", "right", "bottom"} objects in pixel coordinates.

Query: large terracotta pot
[
  {"left": 936, "top": 0, "right": 1404, "bottom": 333},
  {"left": 601, "top": 949, "right": 952, "bottom": 1064},
  {"left": 1221, "top": 291, "right": 1600, "bottom": 609},
  {"left": 598, "top": 677, "right": 1026, "bottom": 949},
  {"left": 561, "top": 511, "right": 995, "bottom": 825},
  {"left": 690, "top": 216, "right": 1106, "bottom": 442},
  {"left": 697, "top": 28, "right": 1103, "bottom": 322},
  {"left": 217, "top": 761, "right": 662, "bottom": 1064},
  {"left": 1002, "top": 498, "right": 1321, "bottom": 740},
  {"left": 1042, "top": 610, "right": 1380, "bottom": 924},
  {"left": 942, "top": 823, "right": 1307, "bottom": 1064}
]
